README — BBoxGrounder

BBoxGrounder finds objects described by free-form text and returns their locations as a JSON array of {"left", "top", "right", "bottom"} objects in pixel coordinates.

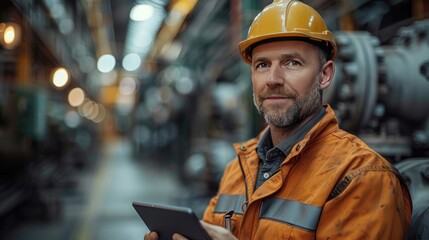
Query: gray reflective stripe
[
  {"left": 214, "top": 194, "right": 245, "bottom": 215},
  {"left": 260, "top": 198, "right": 322, "bottom": 231}
]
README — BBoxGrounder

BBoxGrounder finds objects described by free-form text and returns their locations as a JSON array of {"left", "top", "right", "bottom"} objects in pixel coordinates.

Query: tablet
[{"left": 132, "top": 201, "right": 212, "bottom": 240}]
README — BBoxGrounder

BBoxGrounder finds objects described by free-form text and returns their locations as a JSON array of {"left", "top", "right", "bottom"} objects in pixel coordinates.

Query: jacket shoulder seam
[{"left": 327, "top": 165, "right": 395, "bottom": 201}]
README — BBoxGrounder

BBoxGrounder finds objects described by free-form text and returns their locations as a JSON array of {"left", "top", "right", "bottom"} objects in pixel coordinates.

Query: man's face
[{"left": 251, "top": 41, "right": 326, "bottom": 128}]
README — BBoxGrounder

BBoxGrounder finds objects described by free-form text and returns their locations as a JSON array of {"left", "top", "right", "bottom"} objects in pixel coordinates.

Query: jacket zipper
[{"left": 237, "top": 155, "right": 249, "bottom": 211}]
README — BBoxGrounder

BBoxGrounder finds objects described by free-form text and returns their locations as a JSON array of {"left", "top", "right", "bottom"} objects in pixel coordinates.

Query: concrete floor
[{"left": 4, "top": 138, "right": 187, "bottom": 240}]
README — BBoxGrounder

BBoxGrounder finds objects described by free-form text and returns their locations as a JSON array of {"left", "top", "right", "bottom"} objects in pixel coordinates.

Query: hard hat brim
[{"left": 238, "top": 32, "right": 337, "bottom": 64}]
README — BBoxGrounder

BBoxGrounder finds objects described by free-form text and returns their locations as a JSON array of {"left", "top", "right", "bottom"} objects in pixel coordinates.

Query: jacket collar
[{"left": 233, "top": 104, "right": 339, "bottom": 155}]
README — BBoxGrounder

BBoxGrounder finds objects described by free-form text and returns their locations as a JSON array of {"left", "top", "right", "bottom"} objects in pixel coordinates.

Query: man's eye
[
  {"left": 256, "top": 63, "right": 269, "bottom": 69},
  {"left": 285, "top": 60, "right": 301, "bottom": 67}
]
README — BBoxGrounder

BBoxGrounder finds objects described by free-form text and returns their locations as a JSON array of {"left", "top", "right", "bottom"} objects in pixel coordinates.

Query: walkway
[{"left": 5, "top": 137, "right": 185, "bottom": 240}]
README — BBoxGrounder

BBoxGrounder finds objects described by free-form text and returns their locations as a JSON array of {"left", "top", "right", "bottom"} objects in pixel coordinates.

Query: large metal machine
[
  {"left": 326, "top": 19, "right": 429, "bottom": 161},
  {"left": 325, "top": 19, "right": 429, "bottom": 239}
]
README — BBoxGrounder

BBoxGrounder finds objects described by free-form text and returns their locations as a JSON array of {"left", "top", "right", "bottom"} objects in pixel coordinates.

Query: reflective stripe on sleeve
[
  {"left": 214, "top": 194, "right": 246, "bottom": 215},
  {"left": 260, "top": 198, "right": 322, "bottom": 231}
]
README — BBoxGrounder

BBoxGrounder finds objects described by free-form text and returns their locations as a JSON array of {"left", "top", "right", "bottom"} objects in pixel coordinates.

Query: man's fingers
[
  {"left": 144, "top": 231, "right": 159, "bottom": 240},
  {"left": 200, "top": 221, "right": 238, "bottom": 240},
  {"left": 172, "top": 233, "right": 188, "bottom": 240},
  {"left": 145, "top": 232, "right": 186, "bottom": 240},
  {"left": 200, "top": 221, "right": 221, "bottom": 232}
]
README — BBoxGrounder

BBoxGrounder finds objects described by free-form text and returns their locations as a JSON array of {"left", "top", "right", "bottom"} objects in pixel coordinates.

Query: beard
[{"left": 253, "top": 75, "right": 322, "bottom": 128}]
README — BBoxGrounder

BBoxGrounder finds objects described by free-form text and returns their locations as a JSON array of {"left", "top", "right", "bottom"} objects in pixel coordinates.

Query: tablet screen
[{"left": 132, "top": 201, "right": 212, "bottom": 240}]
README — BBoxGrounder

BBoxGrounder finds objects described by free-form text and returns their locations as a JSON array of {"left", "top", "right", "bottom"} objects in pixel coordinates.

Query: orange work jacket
[{"left": 202, "top": 105, "right": 412, "bottom": 239}]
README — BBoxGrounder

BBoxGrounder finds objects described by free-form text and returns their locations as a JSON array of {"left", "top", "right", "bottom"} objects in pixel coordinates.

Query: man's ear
[{"left": 319, "top": 60, "right": 335, "bottom": 90}]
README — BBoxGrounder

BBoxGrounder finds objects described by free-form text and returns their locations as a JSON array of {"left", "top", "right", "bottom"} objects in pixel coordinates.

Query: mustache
[{"left": 258, "top": 89, "right": 297, "bottom": 99}]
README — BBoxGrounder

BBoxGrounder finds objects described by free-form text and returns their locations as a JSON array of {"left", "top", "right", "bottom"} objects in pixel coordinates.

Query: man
[{"left": 145, "top": 0, "right": 412, "bottom": 239}]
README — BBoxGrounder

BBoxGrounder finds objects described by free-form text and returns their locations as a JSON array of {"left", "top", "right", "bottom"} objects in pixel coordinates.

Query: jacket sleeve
[
  {"left": 202, "top": 194, "right": 219, "bottom": 223},
  {"left": 317, "top": 169, "right": 412, "bottom": 240},
  {"left": 202, "top": 160, "right": 234, "bottom": 223}
]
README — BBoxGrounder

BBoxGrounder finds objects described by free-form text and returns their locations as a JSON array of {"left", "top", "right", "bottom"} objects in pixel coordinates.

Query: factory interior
[{"left": 1, "top": 0, "right": 429, "bottom": 239}]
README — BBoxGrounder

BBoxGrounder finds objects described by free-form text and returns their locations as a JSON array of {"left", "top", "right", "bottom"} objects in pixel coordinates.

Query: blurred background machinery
[
  {"left": 396, "top": 159, "right": 429, "bottom": 239},
  {"left": 0, "top": 0, "right": 429, "bottom": 239},
  {"left": 327, "top": 20, "right": 429, "bottom": 161}
]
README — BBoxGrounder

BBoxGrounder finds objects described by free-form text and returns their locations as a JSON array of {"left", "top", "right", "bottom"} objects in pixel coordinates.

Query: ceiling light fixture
[
  {"left": 122, "top": 53, "right": 142, "bottom": 71},
  {"left": 52, "top": 67, "right": 69, "bottom": 88},
  {"left": 130, "top": 4, "right": 154, "bottom": 21},
  {"left": 97, "top": 54, "right": 116, "bottom": 73}
]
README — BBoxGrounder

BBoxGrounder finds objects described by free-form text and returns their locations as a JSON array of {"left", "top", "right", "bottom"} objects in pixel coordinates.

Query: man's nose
[{"left": 267, "top": 64, "right": 284, "bottom": 87}]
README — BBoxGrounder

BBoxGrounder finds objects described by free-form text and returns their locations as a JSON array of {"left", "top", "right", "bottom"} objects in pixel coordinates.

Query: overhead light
[
  {"left": 97, "top": 54, "right": 116, "bottom": 73},
  {"left": 146, "top": 0, "right": 198, "bottom": 62},
  {"left": 175, "top": 76, "right": 195, "bottom": 95},
  {"left": 52, "top": 67, "right": 69, "bottom": 88},
  {"left": 87, "top": 103, "right": 100, "bottom": 120},
  {"left": 68, "top": 87, "right": 85, "bottom": 107},
  {"left": 0, "top": 22, "right": 21, "bottom": 49},
  {"left": 119, "top": 77, "right": 138, "bottom": 96},
  {"left": 78, "top": 99, "right": 94, "bottom": 118},
  {"left": 93, "top": 104, "right": 106, "bottom": 123},
  {"left": 64, "top": 110, "right": 81, "bottom": 128},
  {"left": 123, "top": 3, "right": 166, "bottom": 64},
  {"left": 130, "top": 4, "right": 154, "bottom": 21},
  {"left": 122, "top": 53, "right": 141, "bottom": 71}
]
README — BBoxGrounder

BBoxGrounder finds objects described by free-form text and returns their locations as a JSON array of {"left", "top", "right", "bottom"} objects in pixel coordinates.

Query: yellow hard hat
[{"left": 238, "top": 0, "right": 337, "bottom": 64}]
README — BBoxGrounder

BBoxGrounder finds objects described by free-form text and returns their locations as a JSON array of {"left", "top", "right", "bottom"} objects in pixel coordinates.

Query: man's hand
[
  {"left": 143, "top": 232, "right": 185, "bottom": 240},
  {"left": 201, "top": 221, "right": 237, "bottom": 240},
  {"left": 143, "top": 221, "right": 237, "bottom": 240},
  {"left": 144, "top": 231, "right": 159, "bottom": 240}
]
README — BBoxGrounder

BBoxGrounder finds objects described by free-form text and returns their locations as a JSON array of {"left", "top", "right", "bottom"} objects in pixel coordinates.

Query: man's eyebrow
[
  {"left": 252, "top": 53, "right": 304, "bottom": 63},
  {"left": 252, "top": 56, "right": 269, "bottom": 63},
  {"left": 280, "top": 52, "right": 304, "bottom": 60}
]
